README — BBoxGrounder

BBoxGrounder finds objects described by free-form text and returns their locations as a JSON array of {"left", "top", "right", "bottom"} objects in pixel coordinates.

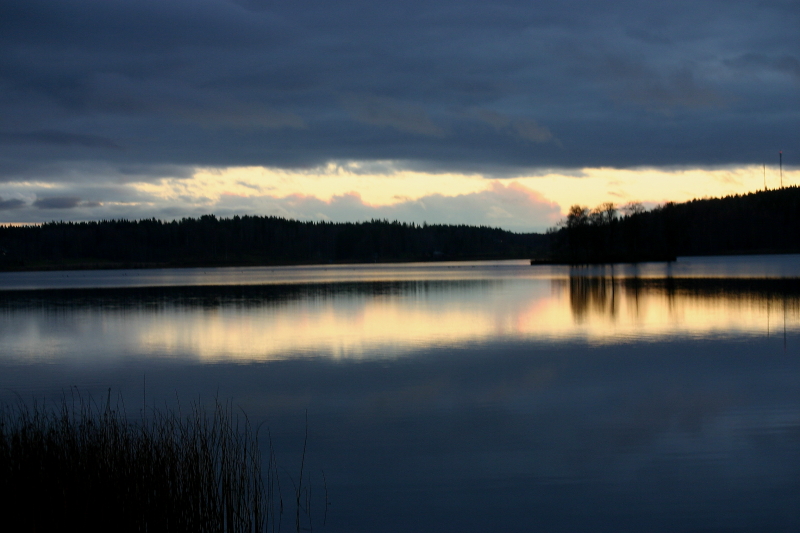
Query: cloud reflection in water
[{"left": 1, "top": 275, "right": 799, "bottom": 363}]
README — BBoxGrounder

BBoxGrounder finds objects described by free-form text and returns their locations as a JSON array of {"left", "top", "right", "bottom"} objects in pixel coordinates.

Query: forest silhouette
[
  {"left": 0, "top": 217, "right": 546, "bottom": 270},
  {"left": 2, "top": 186, "right": 800, "bottom": 271},
  {"left": 545, "top": 186, "right": 800, "bottom": 263}
]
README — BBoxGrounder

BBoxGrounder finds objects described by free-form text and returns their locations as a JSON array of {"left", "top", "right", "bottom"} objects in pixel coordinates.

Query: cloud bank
[{"left": 1, "top": 0, "right": 797, "bottom": 179}]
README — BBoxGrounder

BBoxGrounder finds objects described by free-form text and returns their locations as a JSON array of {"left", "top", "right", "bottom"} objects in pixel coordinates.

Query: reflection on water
[
  {"left": 2, "top": 257, "right": 800, "bottom": 532},
  {"left": 0, "top": 280, "right": 527, "bottom": 362},
  {"left": 0, "top": 260, "right": 537, "bottom": 290},
  {"left": 565, "top": 276, "right": 800, "bottom": 341},
  {"left": 3, "top": 274, "right": 800, "bottom": 363},
  {"left": 3, "top": 253, "right": 800, "bottom": 291}
]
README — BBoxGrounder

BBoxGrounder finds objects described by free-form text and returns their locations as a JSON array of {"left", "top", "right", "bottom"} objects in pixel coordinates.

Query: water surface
[{"left": 1, "top": 256, "right": 799, "bottom": 532}]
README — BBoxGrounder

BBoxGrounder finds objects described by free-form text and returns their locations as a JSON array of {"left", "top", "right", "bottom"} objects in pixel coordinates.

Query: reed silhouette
[{"left": 0, "top": 391, "right": 292, "bottom": 533}]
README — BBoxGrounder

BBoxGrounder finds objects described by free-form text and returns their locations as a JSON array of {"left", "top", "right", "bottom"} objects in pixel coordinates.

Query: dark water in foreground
[{"left": 2, "top": 256, "right": 800, "bottom": 532}]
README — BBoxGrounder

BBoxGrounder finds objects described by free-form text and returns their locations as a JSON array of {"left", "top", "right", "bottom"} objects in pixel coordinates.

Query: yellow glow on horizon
[
  {"left": 128, "top": 163, "right": 800, "bottom": 222},
  {"left": 186, "top": 165, "right": 489, "bottom": 206},
  {"left": 520, "top": 166, "right": 797, "bottom": 213}
]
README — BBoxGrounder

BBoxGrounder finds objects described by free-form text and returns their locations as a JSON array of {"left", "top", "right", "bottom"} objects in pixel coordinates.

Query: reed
[{"left": 0, "top": 391, "right": 281, "bottom": 533}]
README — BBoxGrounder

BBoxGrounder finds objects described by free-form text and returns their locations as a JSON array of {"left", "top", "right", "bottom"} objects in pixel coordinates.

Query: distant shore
[
  {"left": 0, "top": 217, "right": 547, "bottom": 273},
  {"left": 0, "top": 254, "right": 536, "bottom": 273},
  {"left": 6, "top": 249, "right": 800, "bottom": 273}
]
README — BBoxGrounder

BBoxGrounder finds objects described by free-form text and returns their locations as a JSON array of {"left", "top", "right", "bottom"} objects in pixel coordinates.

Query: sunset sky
[{"left": 1, "top": 0, "right": 797, "bottom": 232}]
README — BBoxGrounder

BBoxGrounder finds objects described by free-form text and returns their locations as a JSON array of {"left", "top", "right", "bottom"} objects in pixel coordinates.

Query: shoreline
[{"left": 0, "top": 254, "right": 536, "bottom": 274}]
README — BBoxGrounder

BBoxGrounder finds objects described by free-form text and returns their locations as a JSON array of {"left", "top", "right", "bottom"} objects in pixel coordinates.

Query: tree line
[
  {"left": 4, "top": 186, "right": 797, "bottom": 271},
  {"left": 0, "top": 216, "right": 548, "bottom": 270},
  {"left": 546, "top": 186, "right": 800, "bottom": 263}
]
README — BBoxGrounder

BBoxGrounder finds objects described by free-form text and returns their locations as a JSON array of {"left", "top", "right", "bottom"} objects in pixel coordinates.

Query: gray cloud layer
[{"left": 0, "top": 0, "right": 797, "bottom": 185}]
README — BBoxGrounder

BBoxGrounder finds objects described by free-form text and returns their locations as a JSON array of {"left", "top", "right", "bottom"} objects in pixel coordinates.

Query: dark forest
[
  {"left": 0, "top": 217, "right": 547, "bottom": 270},
  {"left": 546, "top": 186, "right": 800, "bottom": 263}
]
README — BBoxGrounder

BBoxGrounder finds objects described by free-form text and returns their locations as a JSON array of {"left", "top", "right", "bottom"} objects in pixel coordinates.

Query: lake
[{"left": 2, "top": 256, "right": 800, "bottom": 532}]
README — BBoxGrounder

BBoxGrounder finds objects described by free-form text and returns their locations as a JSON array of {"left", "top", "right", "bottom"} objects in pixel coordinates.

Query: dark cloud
[
  {"left": 0, "top": 160, "right": 194, "bottom": 185},
  {"left": 725, "top": 53, "right": 800, "bottom": 79},
  {"left": 0, "top": 130, "right": 120, "bottom": 149},
  {"left": 0, "top": 198, "right": 25, "bottom": 210},
  {"left": 33, "top": 197, "right": 82, "bottom": 209},
  {"left": 0, "top": 0, "right": 797, "bottom": 181},
  {"left": 342, "top": 94, "right": 446, "bottom": 137}
]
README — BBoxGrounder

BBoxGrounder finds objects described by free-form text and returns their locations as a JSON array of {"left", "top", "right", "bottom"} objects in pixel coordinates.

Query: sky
[{"left": 0, "top": 0, "right": 798, "bottom": 232}]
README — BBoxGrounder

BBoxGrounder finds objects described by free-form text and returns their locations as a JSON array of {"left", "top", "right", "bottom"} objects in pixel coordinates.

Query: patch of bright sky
[
  {"left": 527, "top": 166, "right": 793, "bottom": 212},
  {"left": 135, "top": 163, "right": 797, "bottom": 216},
  {"left": 183, "top": 164, "right": 489, "bottom": 206}
]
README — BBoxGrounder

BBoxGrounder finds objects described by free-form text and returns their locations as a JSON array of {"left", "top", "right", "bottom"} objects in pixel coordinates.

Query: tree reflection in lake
[{"left": 563, "top": 274, "right": 800, "bottom": 340}]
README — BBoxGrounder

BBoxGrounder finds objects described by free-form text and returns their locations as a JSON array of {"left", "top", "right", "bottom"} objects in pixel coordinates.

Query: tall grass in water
[{"left": 0, "top": 392, "right": 281, "bottom": 533}]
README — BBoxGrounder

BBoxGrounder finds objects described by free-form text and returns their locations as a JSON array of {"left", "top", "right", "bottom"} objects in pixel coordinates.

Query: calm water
[{"left": 2, "top": 256, "right": 800, "bottom": 532}]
